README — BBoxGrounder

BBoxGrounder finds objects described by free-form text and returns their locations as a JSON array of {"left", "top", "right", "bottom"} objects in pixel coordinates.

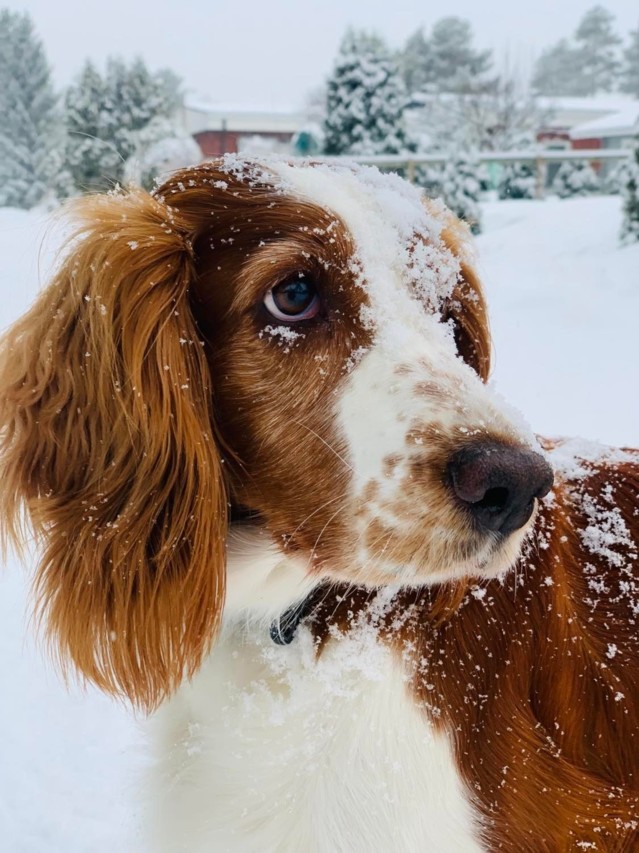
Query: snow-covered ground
[{"left": 0, "top": 194, "right": 637, "bottom": 852}]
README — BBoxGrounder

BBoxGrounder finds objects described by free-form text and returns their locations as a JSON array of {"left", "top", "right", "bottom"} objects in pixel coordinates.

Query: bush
[
  {"left": 552, "top": 160, "right": 599, "bottom": 198},
  {"left": 498, "top": 163, "right": 536, "bottom": 199},
  {"left": 620, "top": 144, "right": 639, "bottom": 243}
]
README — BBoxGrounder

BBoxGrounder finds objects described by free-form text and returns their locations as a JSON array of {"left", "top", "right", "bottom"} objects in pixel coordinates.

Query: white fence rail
[{"left": 321, "top": 149, "right": 632, "bottom": 198}]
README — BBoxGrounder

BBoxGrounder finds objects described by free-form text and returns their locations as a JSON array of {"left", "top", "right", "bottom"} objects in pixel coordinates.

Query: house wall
[
  {"left": 194, "top": 130, "right": 293, "bottom": 157},
  {"left": 572, "top": 138, "right": 602, "bottom": 150}
]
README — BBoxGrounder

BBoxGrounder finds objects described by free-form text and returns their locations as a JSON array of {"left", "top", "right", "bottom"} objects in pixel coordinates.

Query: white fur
[{"left": 149, "top": 538, "right": 484, "bottom": 853}]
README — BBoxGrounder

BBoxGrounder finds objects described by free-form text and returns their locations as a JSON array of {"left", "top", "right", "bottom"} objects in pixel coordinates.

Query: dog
[{"left": 0, "top": 156, "right": 638, "bottom": 852}]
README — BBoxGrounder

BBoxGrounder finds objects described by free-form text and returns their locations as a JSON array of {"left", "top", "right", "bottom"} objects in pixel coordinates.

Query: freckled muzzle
[{"left": 446, "top": 442, "right": 554, "bottom": 537}]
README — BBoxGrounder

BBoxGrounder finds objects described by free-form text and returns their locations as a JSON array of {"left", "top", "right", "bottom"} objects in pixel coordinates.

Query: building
[
  {"left": 569, "top": 102, "right": 639, "bottom": 151},
  {"left": 536, "top": 96, "right": 639, "bottom": 158},
  {"left": 183, "top": 98, "right": 310, "bottom": 157}
]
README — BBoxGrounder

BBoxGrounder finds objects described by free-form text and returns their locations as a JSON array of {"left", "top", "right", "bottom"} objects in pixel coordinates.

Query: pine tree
[
  {"left": 401, "top": 18, "right": 493, "bottom": 95},
  {"left": 620, "top": 27, "right": 639, "bottom": 96},
  {"left": 573, "top": 5, "right": 621, "bottom": 95},
  {"left": 428, "top": 17, "right": 493, "bottom": 94},
  {"left": 323, "top": 31, "right": 409, "bottom": 155},
  {"left": 0, "top": 10, "right": 63, "bottom": 208},
  {"left": 65, "top": 60, "right": 121, "bottom": 192},
  {"left": 532, "top": 40, "right": 583, "bottom": 96},
  {"left": 620, "top": 143, "right": 639, "bottom": 243},
  {"left": 498, "top": 163, "right": 536, "bottom": 199},
  {"left": 400, "top": 28, "right": 435, "bottom": 94},
  {"left": 64, "top": 57, "right": 183, "bottom": 192},
  {"left": 532, "top": 7, "right": 621, "bottom": 96},
  {"left": 552, "top": 161, "right": 600, "bottom": 198}
]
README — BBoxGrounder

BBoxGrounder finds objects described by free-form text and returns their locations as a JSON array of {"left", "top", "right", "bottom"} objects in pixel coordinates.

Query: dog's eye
[{"left": 264, "top": 276, "right": 320, "bottom": 322}]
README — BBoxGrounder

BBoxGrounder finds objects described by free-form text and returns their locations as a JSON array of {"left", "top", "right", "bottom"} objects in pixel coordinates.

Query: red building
[{"left": 183, "top": 99, "right": 307, "bottom": 157}]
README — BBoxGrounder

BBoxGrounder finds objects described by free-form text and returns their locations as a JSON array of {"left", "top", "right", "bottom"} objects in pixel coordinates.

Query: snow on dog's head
[{"left": 0, "top": 156, "right": 552, "bottom": 708}]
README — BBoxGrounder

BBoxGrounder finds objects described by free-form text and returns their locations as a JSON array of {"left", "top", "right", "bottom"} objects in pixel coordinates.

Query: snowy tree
[
  {"left": 498, "top": 163, "right": 536, "bottom": 199},
  {"left": 620, "top": 27, "right": 639, "bottom": 96},
  {"left": 411, "top": 71, "right": 542, "bottom": 154},
  {"left": 532, "top": 40, "right": 583, "bottom": 96},
  {"left": 419, "top": 155, "right": 482, "bottom": 233},
  {"left": 605, "top": 158, "right": 633, "bottom": 194},
  {"left": 573, "top": 5, "right": 621, "bottom": 95},
  {"left": 0, "top": 10, "right": 64, "bottom": 208},
  {"left": 620, "top": 143, "right": 639, "bottom": 243},
  {"left": 64, "top": 57, "right": 183, "bottom": 192},
  {"left": 64, "top": 60, "right": 121, "bottom": 192},
  {"left": 552, "top": 161, "right": 600, "bottom": 198},
  {"left": 323, "top": 31, "right": 409, "bottom": 155},
  {"left": 400, "top": 18, "right": 493, "bottom": 95}
]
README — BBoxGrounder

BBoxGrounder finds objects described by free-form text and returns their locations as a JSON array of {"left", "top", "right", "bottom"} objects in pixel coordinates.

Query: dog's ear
[
  {"left": 425, "top": 199, "right": 492, "bottom": 382},
  {"left": 0, "top": 187, "right": 226, "bottom": 710}
]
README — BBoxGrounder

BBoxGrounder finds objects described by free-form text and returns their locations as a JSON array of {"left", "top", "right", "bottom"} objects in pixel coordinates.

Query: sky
[{"left": 5, "top": 0, "right": 639, "bottom": 108}]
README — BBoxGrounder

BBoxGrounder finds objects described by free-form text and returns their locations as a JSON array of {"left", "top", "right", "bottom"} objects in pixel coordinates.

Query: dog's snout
[{"left": 447, "top": 443, "right": 554, "bottom": 536}]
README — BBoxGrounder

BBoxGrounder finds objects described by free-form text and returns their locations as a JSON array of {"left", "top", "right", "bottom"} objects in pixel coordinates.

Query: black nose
[{"left": 447, "top": 442, "right": 554, "bottom": 536}]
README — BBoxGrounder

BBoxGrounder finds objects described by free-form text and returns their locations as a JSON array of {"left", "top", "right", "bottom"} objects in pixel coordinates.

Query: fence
[{"left": 324, "top": 149, "right": 632, "bottom": 199}]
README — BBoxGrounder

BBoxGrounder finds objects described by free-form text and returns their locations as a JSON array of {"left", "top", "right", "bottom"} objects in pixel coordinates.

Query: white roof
[
  {"left": 183, "top": 93, "right": 305, "bottom": 135},
  {"left": 570, "top": 103, "right": 639, "bottom": 140},
  {"left": 536, "top": 95, "right": 637, "bottom": 113}
]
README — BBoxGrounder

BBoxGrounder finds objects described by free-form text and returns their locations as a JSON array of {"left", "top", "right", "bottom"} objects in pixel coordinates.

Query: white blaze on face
[{"left": 271, "top": 161, "right": 538, "bottom": 580}]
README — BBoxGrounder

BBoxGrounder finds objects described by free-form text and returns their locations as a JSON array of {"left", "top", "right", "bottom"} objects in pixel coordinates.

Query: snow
[{"left": 0, "top": 190, "right": 638, "bottom": 850}]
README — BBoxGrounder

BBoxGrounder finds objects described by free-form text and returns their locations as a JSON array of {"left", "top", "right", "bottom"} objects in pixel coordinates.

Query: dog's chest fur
[{"left": 150, "top": 612, "right": 483, "bottom": 852}]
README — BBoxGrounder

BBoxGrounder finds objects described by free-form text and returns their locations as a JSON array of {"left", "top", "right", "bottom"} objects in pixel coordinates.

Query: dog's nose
[{"left": 446, "top": 442, "right": 554, "bottom": 536}]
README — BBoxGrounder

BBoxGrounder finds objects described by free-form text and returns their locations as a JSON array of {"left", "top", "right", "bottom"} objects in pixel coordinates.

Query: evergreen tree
[
  {"left": 620, "top": 27, "right": 639, "bottom": 96},
  {"left": 532, "top": 7, "right": 621, "bottom": 96},
  {"left": 65, "top": 60, "right": 121, "bottom": 192},
  {"left": 620, "top": 143, "right": 639, "bottom": 243},
  {"left": 573, "top": 5, "right": 621, "bottom": 95},
  {"left": 498, "top": 163, "right": 536, "bottom": 199},
  {"left": 552, "top": 161, "right": 600, "bottom": 198},
  {"left": 323, "top": 31, "right": 409, "bottom": 156},
  {"left": 400, "top": 28, "right": 434, "bottom": 94},
  {"left": 401, "top": 18, "right": 493, "bottom": 95},
  {"left": 428, "top": 17, "right": 493, "bottom": 93},
  {"left": 532, "top": 40, "right": 582, "bottom": 96},
  {"left": 64, "top": 57, "right": 183, "bottom": 192},
  {"left": 0, "top": 10, "right": 63, "bottom": 208}
]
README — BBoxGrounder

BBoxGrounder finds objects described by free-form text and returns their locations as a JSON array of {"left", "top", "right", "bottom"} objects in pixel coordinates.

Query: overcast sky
[{"left": 6, "top": 0, "right": 639, "bottom": 108}]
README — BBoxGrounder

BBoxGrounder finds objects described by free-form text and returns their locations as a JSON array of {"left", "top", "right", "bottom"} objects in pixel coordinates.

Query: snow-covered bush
[
  {"left": 498, "top": 163, "right": 536, "bottom": 200},
  {"left": 620, "top": 144, "right": 639, "bottom": 243},
  {"left": 417, "top": 155, "right": 482, "bottom": 233},
  {"left": 123, "top": 117, "right": 202, "bottom": 190},
  {"left": 0, "top": 10, "right": 64, "bottom": 208},
  {"left": 605, "top": 158, "right": 633, "bottom": 195},
  {"left": 323, "top": 30, "right": 409, "bottom": 155},
  {"left": 552, "top": 161, "right": 600, "bottom": 198}
]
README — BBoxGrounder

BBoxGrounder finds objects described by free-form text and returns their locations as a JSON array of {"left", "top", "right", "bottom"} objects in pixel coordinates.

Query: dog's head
[{"left": 0, "top": 157, "right": 552, "bottom": 708}]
